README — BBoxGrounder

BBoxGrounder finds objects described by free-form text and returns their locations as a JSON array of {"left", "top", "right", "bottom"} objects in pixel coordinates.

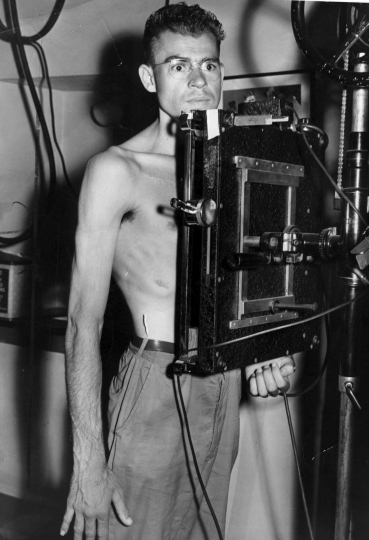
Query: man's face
[{"left": 150, "top": 31, "right": 224, "bottom": 120}]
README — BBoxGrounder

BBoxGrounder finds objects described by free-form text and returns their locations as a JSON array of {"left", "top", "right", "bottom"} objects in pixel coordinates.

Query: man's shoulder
[
  {"left": 78, "top": 146, "right": 141, "bottom": 220},
  {"left": 86, "top": 145, "right": 138, "bottom": 180},
  {"left": 86, "top": 125, "right": 161, "bottom": 182}
]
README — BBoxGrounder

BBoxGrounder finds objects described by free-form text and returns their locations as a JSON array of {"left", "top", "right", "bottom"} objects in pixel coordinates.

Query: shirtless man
[{"left": 60, "top": 4, "right": 294, "bottom": 540}]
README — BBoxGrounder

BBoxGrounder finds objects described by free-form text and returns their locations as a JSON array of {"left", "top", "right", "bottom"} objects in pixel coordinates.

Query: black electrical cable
[
  {"left": 287, "top": 288, "right": 331, "bottom": 398},
  {"left": 292, "top": 108, "right": 369, "bottom": 228},
  {"left": 283, "top": 393, "right": 315, "bottom": 540},
  {"left": 0, "top": 0, "right": 65, "bottom": 43},
  {"left": 0, "top": 0, "right": 59, "bottom": 246},
  {"left": 186, "top": 287, "right": 369, "bottom": 355},
  {"left": 31, "top": 41, "right": 78, "bottom": 198},
  {"left": 175, "top": 375, "right": 224, "bottom": 540},
  {"left": 9, "top": 0, "right": 56, "bottom": 191}
]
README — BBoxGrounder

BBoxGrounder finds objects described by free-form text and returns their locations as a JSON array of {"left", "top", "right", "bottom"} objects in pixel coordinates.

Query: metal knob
[{"left": 170, "top": 198, "right": 217, "bottom": 227}]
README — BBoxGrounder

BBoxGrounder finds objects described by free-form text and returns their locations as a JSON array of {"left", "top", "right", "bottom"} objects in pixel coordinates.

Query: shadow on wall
[
  {"left": 238, "top": 0, "right": 308, "bottom": 76},
  {"left": 38, "top": 32, "right": 156, "bottom": 343},
  {"left": 0, "top": 31, "right": 152, "bottom": 505},
  {"left": 93, "top": 32, "right": 159, "bottom": 146}
]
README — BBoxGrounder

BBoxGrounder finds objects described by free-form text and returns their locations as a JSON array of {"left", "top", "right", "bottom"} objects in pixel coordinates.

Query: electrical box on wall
[{"left": 0, "top": 253, "right": 31, "bottom": 319}]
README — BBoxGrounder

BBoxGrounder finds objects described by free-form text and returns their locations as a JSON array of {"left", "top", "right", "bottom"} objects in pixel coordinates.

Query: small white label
[{"left": 206, "top": 109, "right": 220, "bottom": 140}]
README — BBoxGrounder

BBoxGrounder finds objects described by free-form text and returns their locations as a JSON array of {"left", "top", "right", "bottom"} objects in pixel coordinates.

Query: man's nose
[{"left": 188, "top": 66, "right": 208, "bottom": 87}]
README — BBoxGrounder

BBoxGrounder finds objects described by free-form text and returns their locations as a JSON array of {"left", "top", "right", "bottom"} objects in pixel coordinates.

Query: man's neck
[{"left": 151, "top": 112, "right": 186, "bottom": 157}]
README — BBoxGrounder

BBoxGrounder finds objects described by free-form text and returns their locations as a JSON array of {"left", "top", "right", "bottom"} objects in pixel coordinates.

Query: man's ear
[{"left": 139, "top": 64, "right": 156, "bottom": 93}]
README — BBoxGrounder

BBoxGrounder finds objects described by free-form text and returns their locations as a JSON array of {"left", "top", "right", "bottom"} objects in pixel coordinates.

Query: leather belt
[{"left": 131, "top": 335, "right": 175, "bottom": 354}]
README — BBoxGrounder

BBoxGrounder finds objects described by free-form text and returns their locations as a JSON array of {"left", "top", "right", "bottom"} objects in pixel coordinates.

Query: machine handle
[{"left": 345, "top": 382, "right": 362, "bottom": 411}]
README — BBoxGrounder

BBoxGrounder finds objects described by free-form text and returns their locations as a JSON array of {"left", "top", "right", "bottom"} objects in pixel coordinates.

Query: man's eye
[
  {"left": 171, "top": 62, "right": 187, "bottom": 72},
  {"left": 204, "top": 62, "right": 217, "bottom": 71}
]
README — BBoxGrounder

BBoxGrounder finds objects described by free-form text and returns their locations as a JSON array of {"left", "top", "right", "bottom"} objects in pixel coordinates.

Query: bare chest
[{"left": 113, "top": 179, "right": 178, "bottom": 278}]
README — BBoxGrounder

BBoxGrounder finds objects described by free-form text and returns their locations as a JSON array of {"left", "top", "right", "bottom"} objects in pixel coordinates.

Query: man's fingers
[
  {"left": 60, "top": 506, "right": 74, "bottom": 536},
  {"left": 97, "top": 517, "right": 109, "bottom": 540},
  {"left": 73, "top": 513, "right": 85, "bottom": 540},
  {"left": 254, "top": 367, "right": 268, "bottom": 398},
  {"left": 112, "top": 489, "right": 133, "bottom": 526},
  {"left": 279, "top": 356, "right": 296, "bottom": 378},
  {"left": 248, "top": 356, "right": 295, "bottom": 397},
  {"left": 260, "top": 365, "right": 279, "bottom": 396},
  {"left": 85, "top": 517, "right": 97, "bottom": 540},
  {"left": 249, "top": 372, "right": 258, "bottom": 396},
  {"left": 271, "top": 362, "right": 290, "bottom": 392}
]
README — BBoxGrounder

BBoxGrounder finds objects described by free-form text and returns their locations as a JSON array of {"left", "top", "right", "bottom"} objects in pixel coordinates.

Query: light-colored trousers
[{"left": 108, "top": 344, "right": 241, "bottom": 540}]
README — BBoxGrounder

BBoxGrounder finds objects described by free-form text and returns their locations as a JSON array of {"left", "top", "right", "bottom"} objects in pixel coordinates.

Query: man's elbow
[{"left": 65, "top": 312, "right": 104, "bottom": 350}]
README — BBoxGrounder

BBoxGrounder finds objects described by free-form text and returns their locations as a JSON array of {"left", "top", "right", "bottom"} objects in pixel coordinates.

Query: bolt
[
  {"left": 270, "top": 237, "right": 278, "bottom": 248},
  {"left": 217, "top": 357, "right": 225, "bottom": 370}
]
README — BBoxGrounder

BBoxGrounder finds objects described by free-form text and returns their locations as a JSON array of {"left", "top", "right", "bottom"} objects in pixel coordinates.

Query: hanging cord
[
  {"left": 0, "top": 0, "right": 66, "bottom": 42},
  {"left": 0, "top": 0, "right": 67, "bottom": 245},
  {"left": 292, "top": 108, "right": 369, "bottom": 228},
  {"left": 31, "top": 41, "right": 78, "bottom": 198},
  {"left": 287, "top": 288, "right": 331, "bottom": 398},
  {"left": 186, "top": 287, "right": 369, "bottom": 355},
  {"left": 175, "top": 375, "right": 224, "bottom": 540},
  {"left": 27, "top": 112, "right": 41, "bottom": 485},
  {"left": 283, "top": 392, "right": 315, "bottom": 540},
  {"left": 9, "top": 0, "right": 57, "bottom": 196}
]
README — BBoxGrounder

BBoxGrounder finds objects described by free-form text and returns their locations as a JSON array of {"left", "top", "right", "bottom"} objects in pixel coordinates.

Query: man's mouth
[{"left": 187, "top": 97, "right": 211, "bottom": 102}]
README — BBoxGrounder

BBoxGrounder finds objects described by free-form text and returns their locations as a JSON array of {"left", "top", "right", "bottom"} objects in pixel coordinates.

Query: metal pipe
[
  {"left": 352, "top": 57, "right": 369, "bottom": 132},
  {"left": 334, "top": 55, "right": 369, "bottom": 540},
  {"left": 178, "top": 132, "right": 195, "bottom": 357},
  {"left": 335, "top": 394, "right": 355, "bottom": 540}
]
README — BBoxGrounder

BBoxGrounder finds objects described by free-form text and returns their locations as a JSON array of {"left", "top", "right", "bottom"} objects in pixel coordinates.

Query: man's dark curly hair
[{"left": 143, "top": 2, "right": 225, "bottom": 66}]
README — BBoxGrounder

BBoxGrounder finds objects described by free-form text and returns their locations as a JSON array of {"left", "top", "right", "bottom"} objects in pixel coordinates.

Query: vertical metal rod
[
  {"left": 335, "top": 393, "right": 355, "bottom": 540},
  {"left": 178, "top": 132, "right": 195, "bottom": 357},
  {"left": 334, "top": 55, "right": 369, "bottom": 540}
]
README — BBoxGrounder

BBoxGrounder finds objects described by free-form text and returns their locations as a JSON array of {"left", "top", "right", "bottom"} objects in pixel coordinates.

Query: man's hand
[
  {"left": 60, "top": 465, "right": 132, "bottom": 539},
  {"left": 246, "top": 356, "right": 296, "bottom": 398}
]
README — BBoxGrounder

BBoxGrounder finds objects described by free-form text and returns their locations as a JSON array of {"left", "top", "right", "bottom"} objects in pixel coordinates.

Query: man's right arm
[{"left": 60, "top": 151, "right": 134, "bottom": 539}]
